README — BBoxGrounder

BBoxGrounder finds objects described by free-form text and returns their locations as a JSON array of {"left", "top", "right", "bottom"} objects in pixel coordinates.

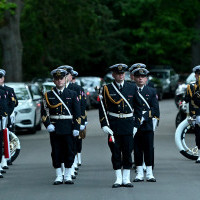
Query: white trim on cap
[
  {"left": 193, "top": 65, "right": 200, "bottom": 72},
  {"left": 131, "top": 67, "right": 149, "bottom": 75},
  {"left": 0, "top": 69, "right": 6, "bottom": 76},
  {"left": 50, "top": 69, "right": 67, "bottom": 76},
  {"left": 109, "top": 63, "right": 128, "bottom": 70},
  {"left": 129, "top": 63, "right": 146, "bottom": 72}
]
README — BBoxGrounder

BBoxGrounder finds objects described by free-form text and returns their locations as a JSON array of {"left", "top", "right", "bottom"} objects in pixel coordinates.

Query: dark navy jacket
[
  {"left": 0, "top": 88, "right": 8, "bottom": 118},
  {"left": 137, "top": 86, "right": 160, "bottom": 131},
  {"left": 0, "top": 85, "right": 18, "bottom": 115},
  {"left": 68, "top": 83, "right": 87, "bottom": 125},
  {"left": 41, "top": 87, "right": 81, "bottom": 135},
  {"left": 184, "top": 82, "right": 200, "bottom": 116},
  {"left": 99, "top": 81, "right": 142, "bottom": 135}
]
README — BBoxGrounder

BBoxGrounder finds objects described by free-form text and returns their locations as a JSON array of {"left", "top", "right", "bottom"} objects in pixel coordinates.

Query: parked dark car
[
  {"left": 148, "top": 76, "right": 164, "bottom": 100},
  {"left": 76, "top": 76, "right": 104, "bottom": 109},
  {"left": 149, "top": 66, "right": 179, "bottom": 97}
]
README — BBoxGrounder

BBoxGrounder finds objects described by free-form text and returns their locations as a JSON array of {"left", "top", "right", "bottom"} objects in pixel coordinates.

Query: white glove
[
  {"left": 102, "top": 126, "right": 113, "bottom": 135},
  {"left": 10, "top": 112, "right": 15, "bottom": 124},
  {"left": 47, "top": 124, "right": 55, "bottom": 132},
  {"left": 2, "top": 117, "right": 8, "bottom": 129},
  {"left": 152, "top": 118, "right": 158, "bottom": 131},
  {"left": 73, "top": 130, "right": 79, "bottom": 137},
  {"left": 133, "top": 127, "right": 138, "bottom": 136},
  {"left": 80, "top": 125, "right": 85, "bottom": 131},
  {"left": 85, "top": 121, "right": 88, "bottom": 126},
  {"left": 140, "top": 117, "right": 145, "bottom": 125},
  {"left": 196, "top": 116, "right": 200, "bottom": 125}
]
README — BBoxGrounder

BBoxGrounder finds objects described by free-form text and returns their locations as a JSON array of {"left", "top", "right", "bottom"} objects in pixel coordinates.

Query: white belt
[
  {"left": 50, "top": 115, "right": 73, "bottom": 120},
  {"left": 108, "top": 112, "right": 133, "bottom": 118}
]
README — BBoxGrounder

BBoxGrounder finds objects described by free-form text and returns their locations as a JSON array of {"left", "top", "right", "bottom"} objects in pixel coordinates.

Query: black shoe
[
  {"left": 133, "top": 178, "right": 144, "bottom": 182},
  {"left": 0, "top": 170, "right": 6, "bottom": 174},
  {"left": 78, "top": 163, "right": 81, "bottom": 166},
  {"left": 71, "top": 175, "right": 76, "bottom": 179},
  {"left": 112, "top": 183, "right": 121, "bottom": 188},
  {"left": 7, "top": 160, "right": 12, "bottom": 165},
  {"left": 74, "top": 171, "right": 78, "bottom": 175},
  {"left": 2, "top": 166, "right": 9, "bottom": 170},
  {"left": 123, "top": 183, "right": 134, "bottom": 187},
  {"left": 196, "top": 159, "right": 200, "bottom": 163},
  {"left": 65, "top": 180, "right": 74, "bottom": 184},
  {"left": 53, "top": 181, "right": 63, "bottom": 185},
  {"left": 146, "top": 178, "right": 156, "bottom": 182},
  {"left": 75, "top": 167, "right": 79, "bottom": 171},
  {"left": 0, "top": 174, "right": 3, "bottom": 178}
]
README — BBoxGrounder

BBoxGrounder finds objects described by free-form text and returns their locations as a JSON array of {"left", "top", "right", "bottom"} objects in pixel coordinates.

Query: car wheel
[{"left": 36, "top": 121, "right": 42, "bottom": 131}]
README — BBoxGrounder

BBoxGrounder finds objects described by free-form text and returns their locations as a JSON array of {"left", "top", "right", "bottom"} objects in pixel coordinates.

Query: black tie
[
  {"left": 59, "top": 91, "right": 62, "bottom": 96},
  {"left": 119, "top": 84, "right": 122, "bottom": 91},
  {"left": 139, "top": 88, "right": 142, "bottom": 93}
]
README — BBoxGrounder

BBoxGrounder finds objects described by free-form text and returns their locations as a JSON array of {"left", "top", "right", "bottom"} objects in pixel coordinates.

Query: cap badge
[
  {"left": 118, "top": 65, "right": 123, "bottom": 71},
  {"left": 56, "top": 70, "right": 61, "bottom": 75},
  {"left": 139, "top": 69, "right": 143, "bottom": 73}
]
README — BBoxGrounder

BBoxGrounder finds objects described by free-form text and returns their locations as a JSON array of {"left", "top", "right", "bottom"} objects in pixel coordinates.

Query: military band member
[
  {"left": 71, "top": 70, "right": 87, "bottom": 166},
  {"left": 0, "top": 69, "right": 18, "bottom": 168},
  {"left": 58, "top": 65, "right": 87, "bottom": 175},
  {"left": 0, "top": 87, "right": 8, "bottom": 178},
  {"left": 99, "top": 63, "right": 142, "bottom": 188},
  {"left": 184, "top": 65, "right": 200, "bottom": 163},
  {"left": 131, "top": 67, "right": 160, "bottom": 182},
  {"left": 129, "top": 63, "right": 154, "bottom": 88},
  {"left": 41, "top": 68, "right": 81, "bottom": 185}
]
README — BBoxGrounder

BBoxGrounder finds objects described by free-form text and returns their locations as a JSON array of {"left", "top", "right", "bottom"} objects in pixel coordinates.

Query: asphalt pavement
[{"left": 1, "top": 99, "right": 200, "bottom": 200}]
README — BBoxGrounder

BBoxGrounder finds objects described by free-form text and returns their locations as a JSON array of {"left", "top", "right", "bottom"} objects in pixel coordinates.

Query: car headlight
[{"left": 18, "top": 108, "right": 32, "bottom": 113}]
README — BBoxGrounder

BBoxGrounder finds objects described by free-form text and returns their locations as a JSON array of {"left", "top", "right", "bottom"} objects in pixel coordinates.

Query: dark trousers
[
  {"left": 134, "top": 129, "right": 154, "bottom": 166},
  {"left": 77, "top": 138, "right": 82, "bottom": 153},
  {"left": 50, "top": 133, "right": 74, "bottom": 168},
  {"left": 0, "top": 130, "right": 3, "bottom": 163},
  {"left": 195, "top": 125, "right": 200, "bottom": 149},
  {"left": 108, "top": 135, "right": 133, "bottom": 170}
]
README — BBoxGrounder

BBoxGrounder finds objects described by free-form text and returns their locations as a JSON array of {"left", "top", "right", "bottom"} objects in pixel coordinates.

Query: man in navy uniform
[
  {"left": 71, "top": 69, "right": 87, "bottom": 166},
  {"left": 57, "top": 65, "right": 87, "bottom": 177},
  {"left": 184, "top": 65, "right": 200, "bottom": 163},
  {"left": 0, "top": 69, "right": 18, "bottom": 167},
  {"left": 0, "top": 86, "right": 8, "bottom": 178},
  {"left": 41, "top": 68, "right": 81, "bottom": 185},
  {"left": 129, "top": 63, "right": 154, "bottom": 88},
  {"left": 99, "top": 63, "right": 142, "bottom": 188},
  {"left": 131, "top": 67, "right": 160, "bottom": 182}
]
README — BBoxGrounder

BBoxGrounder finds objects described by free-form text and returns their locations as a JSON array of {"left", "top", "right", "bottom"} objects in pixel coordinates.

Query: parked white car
[
  {"left": 42, "top": 82, "right": 55, "bottom": 94},
  {"left": 6, "top": 83, "right": 42, "bottom": 134}
]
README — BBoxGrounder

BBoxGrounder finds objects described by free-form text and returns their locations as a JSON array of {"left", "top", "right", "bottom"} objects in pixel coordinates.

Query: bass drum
[
  {"left": 175, "top": 118, "right": 198, "bottom": 160},
  {"left": 9, "top": 131, "right": 21, "bottom": 162}
]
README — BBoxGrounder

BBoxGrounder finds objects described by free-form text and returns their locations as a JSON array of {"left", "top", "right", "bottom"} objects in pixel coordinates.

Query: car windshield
[
  {"left": 150, "top": 71, "right": 169, "bottom": 79},
  {"left": 43, "top": 84, "right": 54, "bottom": 93},
  {"left": 186, "top": 73, "right": 196, "bottom": 84},
  {"left": 14, "top": 87, "right": 30, "bottom": 100},
  {"left": 80, "top": 78, "right": 101, "bottom": 88}
]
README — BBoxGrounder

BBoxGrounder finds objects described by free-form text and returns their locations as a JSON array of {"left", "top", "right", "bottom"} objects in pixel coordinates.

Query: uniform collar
[
  {"left": 137, "top": 85, "right": 144, "bottom": 92},
  {"left": 115, "top": 80, "right": 124, "bottom": 88},
  {"left": 56, "top": 87, "right": 65, "bottom": 93}
]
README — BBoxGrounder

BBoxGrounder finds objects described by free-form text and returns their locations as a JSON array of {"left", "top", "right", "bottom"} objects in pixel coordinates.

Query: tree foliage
[{"left": 1, "top": 0, "right": 200, "bottom": 81}]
